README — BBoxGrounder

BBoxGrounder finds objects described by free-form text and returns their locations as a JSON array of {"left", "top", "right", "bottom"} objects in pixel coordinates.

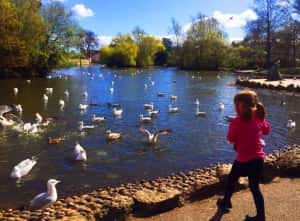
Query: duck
[
  {"left": 43, "top": 94, "right": 49, "bottom": 103},
  {"left": 106, "top": 130, "right": 122, "bottom": 141},
  {"left": 168, "top": 104, "right": 179, "bottom": 113},
  {"left": 48, "top": 137, "right": 65, "bottom": 144},
  {"left": 59, "top": 100, "right": 65, "bottom": 110},
  {"left": 35, "top": 113, "right": 43, "bottom": 124},
  {"left": 29, "top": 179, "right": 60, "bottom": 210},
  {"left": 287, "top": 119, "right": 296, "bottom": 129},
  {"left": 10, "top": 157, "right": 37, "bottom": 179},
  {"left": 194, "top": 98, "right": 200, "bottom": 106},
  {"left": 144, "top": 102, "right": 154, "bottom": 111},
  {"left": 78, "top": 121, "right": 95, "bottom": 132},
  {"left": 13, "top": 88, "right": 18, "bottom": 95},
  {"left": 112, "top": 108, "right": 123, "bottom": 117},
  {"left": 139, "top": 127, "right": 172, "bottom": 145},
  {"left": 79, "top": 104, "right": 88, "bottom": 111},
  {"left": 140, "top": 114, "right": 152, "bottom": 123},
  {"left": 219, "top": 102, "right": 225, "bottom": 111},
  {"left": 73, "top": 142, "right": 87, "bottom": 161},
  {"left": 92, "top": 114, "right": 106, "bottom": 123},
  {"left": 148, "top": 110, "right": 160, "bottom": 117},
  {"left": 0, "top": 116, "right": 15, "bottom": 127},
  {"left": 195, "top": 107, "right": 207, "bottom": 117},
  {"left": 170, "top": 95, "right": 178, "bottom": 100}
]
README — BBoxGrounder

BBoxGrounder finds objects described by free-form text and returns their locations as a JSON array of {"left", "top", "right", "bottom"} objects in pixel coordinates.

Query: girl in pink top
[{"left": 217, "top": 90, "right": 270, "bottom": 221}]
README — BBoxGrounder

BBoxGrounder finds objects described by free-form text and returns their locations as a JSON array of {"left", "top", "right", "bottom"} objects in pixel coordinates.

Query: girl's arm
[{"left": 261, "top": 119, "right": 270, "bottom": 135}]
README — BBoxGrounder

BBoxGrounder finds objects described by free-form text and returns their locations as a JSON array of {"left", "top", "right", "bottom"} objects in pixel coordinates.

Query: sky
[{"left": 50, "top": 0, "right": 258, "bottom": 45}]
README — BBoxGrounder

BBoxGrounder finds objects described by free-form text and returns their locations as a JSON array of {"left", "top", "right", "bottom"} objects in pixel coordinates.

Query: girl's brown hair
[{"left": 234, "top": 90, "right": 259, "bottom": 122}]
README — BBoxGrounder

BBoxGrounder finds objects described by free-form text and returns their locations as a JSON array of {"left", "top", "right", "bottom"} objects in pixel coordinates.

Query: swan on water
[
  {"left": 64, "top": 90, "right": 69, "bottom": 97},
  {"left": 74, "top": 142, "right": 87, "bottom": 161},
  {"left": 59, "top": 100, "right": 65, "bottom": 110},
  {"left": 45, "top": 88, "right": 53, "bottom": 94},
  {"left": 140, "top": 114, "right": 152, "bottom": 123},
  {"left": 168, "top": 104, "right": 179, "bottom": 113},
  {"left": 144, "top": 84, "right": 148, "bottom": 89},
  {"left": 13, "top": 88, "right": 18, "bottom": 95},
  {"left": 287, "top": 119, "right": 296, "bottom": 129},
  {"left": 92, "top": 114, "right": 106, "bottom": 123},
  {"left": 23, "top": 123, "right": 39, "bottom": 134},
  {"left": 170, "top": 95, "right": 177, "bottom": 100},
  {"left": 139, "top": 127, "right": 172, "bottom": 145},
  {"left": 144, "top": 102, "right": 154, "bottom": 111},
  {"left": 195, "top": 106, "right": 207, "bottom": 117},
  {"left": 10, "top": 157, "right": 37, "bottom": 179},
  {"left": 112, "top": 108, "right": 123, "bottom": 117},
  {"left": 78, "top": 121, "right": 95, "bottom": 132},
  {"left": 106, "top": 130, "right": 121, "bottom": 141},
  {"left": 194, "top": 98, "right": 200, "bottom": 106},
  {"left": 150, "top": 81, "right": 155, "bottom": 86},
  {"left": 43, "top": 94, "right": 49, "bottom": 103},
  {"left": 29, "top": 179, "right": 60, "bottom": 210},
  {"left": 35, "top": 113, "right": 43, "bottom": 124},
  {"left": 0, "top": 104, "right": 22, "bottom": 116},
  {"left": 148, "top": 109, "right": 160, "bottom": 117}
]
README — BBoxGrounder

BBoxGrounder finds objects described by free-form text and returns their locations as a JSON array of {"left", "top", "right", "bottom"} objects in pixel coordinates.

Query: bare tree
[{"left": 169, "top": 18, "right": 182, "bottom": 46}]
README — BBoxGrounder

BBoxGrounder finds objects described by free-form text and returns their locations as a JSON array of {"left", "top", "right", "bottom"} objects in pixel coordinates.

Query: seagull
[
  {"left": 73, "top": 142, "right": 87, "bottom": 161},
  {"left": 13, "top": 88, "right": 18, "bottom": 95},
  {"left": 79, "top": 104, "right": 88, "bottom": 111},
  {"left": 140, "top": 114, "right": 152, "bottom": 123},
  {"left": 287, "top": 119, "right": 296, "bottom": 129},
  {"left": 78, "top": 121, "right": 95, "bottom": 132},
  {"left": 144, "top": 102, "right": 154, "bottom": 111},
  {"left": 150, "top": 81, "right": 155, "bottom": 86},
  {"left": 139, "top": 127, "right": 172, "bottom": 145},
  {"left": 29, "top": 179, "right": 60, "bottom": 211},
  {"left": 35, "top": 113, "right": 43, "bottom": 124},
  {"left": 168, "top": 104, "right": 179, "bottom": 113},
  {"left": 219, "top": 102, "right": 225, "bottom": 111},
  {"left": 106, "top": 130, "right": 122, "bottom": 141},
  {"left": 10, "top": 157, "right": 37, "bottom": 179},
  {"left": 170, "top": 95, "right": 177, "bottom": 100},
  {"left": 92, "top": 114, "right": 106, "bottom": 123},
  {"left": 112, "top": 108, "right": 123, "bottom": 117},
  {"left": 111, "top": 81, "right": 115, "bottom": 86}
]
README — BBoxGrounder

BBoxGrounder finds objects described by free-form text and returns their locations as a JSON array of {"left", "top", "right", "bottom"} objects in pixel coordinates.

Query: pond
[{"left": 0, "top": 66, "right": 299, "bottom": 209}]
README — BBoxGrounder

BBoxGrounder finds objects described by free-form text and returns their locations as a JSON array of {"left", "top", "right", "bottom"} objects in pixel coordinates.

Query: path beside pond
[{"left": 129, "top": 177, "right": 300, "bottom": 221}]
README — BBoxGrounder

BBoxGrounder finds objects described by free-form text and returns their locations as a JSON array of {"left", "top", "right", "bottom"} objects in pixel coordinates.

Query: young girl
[{"left": 217, "top": 90, "right": 270, "bottom": 221}]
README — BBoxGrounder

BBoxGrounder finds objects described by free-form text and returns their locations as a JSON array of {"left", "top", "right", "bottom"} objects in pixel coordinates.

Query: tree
[
  {"left": 132, "top": 26, "right": 146, "bottom": 45},
  {"left": 83, "top": 31, "right": 99, "bottom": 65},
  {"left": 246, "top": 0, "right": 290, "bottom": 68},
  {"left": 169, "top": 18, "right": 182, "bottom": 46}
]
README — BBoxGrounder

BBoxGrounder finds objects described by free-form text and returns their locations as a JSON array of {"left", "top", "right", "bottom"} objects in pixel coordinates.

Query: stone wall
[{"left": 0, "top": 145, "right": 299, "bottom": 221}]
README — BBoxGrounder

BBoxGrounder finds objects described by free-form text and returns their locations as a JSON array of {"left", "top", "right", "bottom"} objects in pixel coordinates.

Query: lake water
[{"left": 0, "top": 66, "right": 299, "bottom": 209}]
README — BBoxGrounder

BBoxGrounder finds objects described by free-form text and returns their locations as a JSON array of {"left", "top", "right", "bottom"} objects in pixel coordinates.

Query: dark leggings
[{"left": 224, "top": 158, "right": 265, "bottom": 216}]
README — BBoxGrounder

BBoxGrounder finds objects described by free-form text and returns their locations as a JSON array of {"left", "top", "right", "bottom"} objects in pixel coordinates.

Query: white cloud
[
  {"left": 213, "top": 9, "right": 257, "bottom": 29},
  {"left": 98, "top": 36, "right": 113, "bottom": 46},
  {"left": 72, "top": 4, "right": 94, "bottom": 18},
  {"left": 276, "top": 0, "right": 290, "bottom": 7}
]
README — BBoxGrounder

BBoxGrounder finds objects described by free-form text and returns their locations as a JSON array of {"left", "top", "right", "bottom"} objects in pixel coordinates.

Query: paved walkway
[{"left": 128, "top": 178, "right": 300, "bottom": 221}]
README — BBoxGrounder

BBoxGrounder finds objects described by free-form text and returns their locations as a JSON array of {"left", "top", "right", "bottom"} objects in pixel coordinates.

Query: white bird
[
  {"left": 168, "top": 104, "right": 179, "bottom": 113},
  {"left": 29, "top": 179, "right": 60, "bottom": 210},
  {"left": 194, "top": 98, "right": 200, "bottom": 106},
  {"left": 144, "top": 102, "right": 154, "bottom": 111},
  {"left": 92, "top": 114, "right": 106, "bottom": 123},
  {"left": 219, "top": 102, "right": 225, "bottom": 111},
  {"left": 287, "top": 119, "right": 296, "bottom": 129},
  {"left": 45, "top": 88, "right": 53, "bottom": 94},
  {"left": 140, "top": 114, "right": 152, "bottom": 123},
  {"left": 10, "top": 157, "right": 37, "bottom": 179},
  {"left": 109, "top": 87, "right": 114, "bottom": 93},
  {"left": 139, "top": 127, "right": 172, "bottom": 145},
  {"left": 83, "top": 91, "right": 88, "bottom": 98},
  {"left": 73, "top": 142, "right": 87, "bottom": 161},
  {"left": 112, "top": 108, "right": 123, "bottom": 117},
  {"left": 35, "top": 113, "right": 43, "bottom": 124},
  {"left": 106, "top": 130, "right": 122, "bottom": 141},
  {"left": 144, "top": 84, "right": 148, "bottom": 89},
  {"left": 23, "top": 123, "right": 39, "bottom": 134},
  {"left": 15, "top": 104, "right": 23, "bottom": 113},
  {"left": 64, "top": 90, "right": 69, "bottom": 97},
  {"left": 170, "top": 95, "right": 178, "bottom": 100},
  {"left": 43, "top": 94, "right": 48, "bottom": 103},
  {"left": 59, "top": 100, "right": 65, "bottom": 109},
  {"left": 78, "top": 121, "right": 95, "bottom": 132},
  {"left": 195, "top": 107, "right": 207, "bottom": 117},
  {"left": 150, "top": 81, "right": 155, "bottom": 86},
  {"left": 148, "top": 110, "right": 160, "bottom": 117},
  {"left": 13, "top": 88, "right": 18, "bottom": 95},
  {"left": 79, "top": 104, "right": 88, "bottom": 111},
  {"left": 157, "top": 92, "right": 165, "bottom": 97},
  {"left": 0, "top": 116, "right": 15, "bottom": 127}
]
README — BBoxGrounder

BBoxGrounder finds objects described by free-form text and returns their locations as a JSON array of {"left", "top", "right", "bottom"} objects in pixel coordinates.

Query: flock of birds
[{"left": 0, "top": 70, "right": 297, "bottom": 210}]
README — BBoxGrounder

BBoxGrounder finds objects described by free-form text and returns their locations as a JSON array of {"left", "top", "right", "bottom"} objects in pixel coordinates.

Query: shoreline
[{"left": 0, "top": 145, "right": 299, "bottom": 221}]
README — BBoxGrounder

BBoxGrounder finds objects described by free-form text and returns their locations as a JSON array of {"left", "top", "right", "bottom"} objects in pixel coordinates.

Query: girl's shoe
[{"left": 245, "top": 215, "right": 266, "bottom": 221}]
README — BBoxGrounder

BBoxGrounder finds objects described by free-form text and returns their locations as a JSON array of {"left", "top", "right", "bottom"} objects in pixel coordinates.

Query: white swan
[
  {"left": 287, "top": 119, "right": 296, "bottom": 129},
  {"left": 144, "top": 102, "right": 154, "bottom": 111},
  {"left": 219, "top": 102, "right": 225, "bottom": 111},
  {"left": 13, "top": 88, "right": 18, "bottom": 95},
  {"left": 64, "top": 90, "right": 69, "bottom": 97},
  {"left": 139, "top": 127, "right": 172, "bottom": 144},
  {"left": 148, "top": 110, "right": 160, "bottom": 117},
  {"left": 79, "top": 104, "right": 88, "bottom": 111},
  {"left": 74, "top": 142, "right": 87, "bottom": 161},
  {"left": 92, "top": 114, "right": 106, "bottom": 123},
  {"left": 59, "top": 100, "right": 65, "bottom": 110},
  {"left": 43, "top": 94, "right": 48, "bottom": 103},
  {"left": 194, "top": 98, "right": 200, "bottom": 106},
  {"left": 10, "top": 157, "right": 37, "bottom": 179},
  {"left": 140, "top": 114, "right": 152, "bottom": 123},
  {"left": 144, "top": 84, "right": 148, "bottom": 89},
  {"left": 106, "top": 130, "right": 122, "bottom": 141},
  {"left": 112, "top": 108, "right": 123, "bottom": 117},
  {"left": 0, "top": 116, "right": 15, "bottom": 127},
  {"left": 195, "top": 107, "right": 207, "bottom": 117},
  {"left": 29, "top": 179, "right": 60, "bottom": 210},
  {"left": 35, "top": 113, "right": 43, "bottom": 124},
  {"left": 15, "top": 104, "right": 23, "bottom": 113},
  {"left": 45, "top": 88, "right": 53, "bottom": 94},
  {"left": 78, "top": 121, "right": 95, "bottom": 132},
  {"left": 170, "top": 95, "right": 177, "bottom": 100},
  {"left": 168, "top": 105, "right": 179, "bottom": 113}
]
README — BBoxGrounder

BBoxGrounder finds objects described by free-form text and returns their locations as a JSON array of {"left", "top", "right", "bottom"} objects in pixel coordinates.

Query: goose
[
  {"left": 109, "top": 87, "right": 114, "bottom": 93},
  {"left": 64, "top": 90, "right": 69, "bottom": 97},
  {"left": 148, "top": 110, "right": 160, "bottom": 117},
  {"left": 83, "top": 91, "right": 88, "bottom": 98},
  {"left": 59, "top": 100, "right": 65, "bottom": 110},
  {"left": 35, "top": 113, "right": 43, "bottom": 124},
  {"left": 219, "top": 102, "right": 225, "bottom": 111},
  {"left": 0, "top": 116, "right": 15, "bottom": 127},
  {"left": 194, "top": 98, "right": 200, "bottom": 106},
  {"left": 79, "top": 104, "right": 88, "bottom": 111},
  {"left": 73, "top": 142, "right": 87, "bottom": 161},
  {"left": 29, "top": 179, "right": 60, "bottom": 210},
  {"left": 170, "top": 95, "right": 177, "bottom": 100},
  {"left": 144, "top": 102, "right": 154, "bottom": 111},
  {"left": 140, "top": 114, "right": 152, "bottom": 123},
  {"left": 10, "top": 157, "right": 37, "bottom": 179},
  {"left": 287, "top": 119, "right": 296, "bottom": 129},
  {"left": 42, "top": 93, "right": 49, "bottom": 104},
  {"left": 168, "top": 105, "right": 179, "bottom": 113},
  {"left": 112, "top": 108, "right": 123, "bottom": 117},
  {"left": 45, "top": 88, "right": 53, "bottom": 94},
  {"left": 92, "top": 114, "right": 106, "bottom": 123},
  {"left": 78, "top": 121, "right": 95, "bottom": 132},
  {"left": 106, "top": 130, "right": 122, "bottom": 141},
  {"left": 139, "top": 127, "right": 172, "bottom": 145},
  {"left": 195, "top": 107, "right": 207, "bottom": 117},
  {"left": 13, "top": 88, "right": 18, "bottom": 95}
]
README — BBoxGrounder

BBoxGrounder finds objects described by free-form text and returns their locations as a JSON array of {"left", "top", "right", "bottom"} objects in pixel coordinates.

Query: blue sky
[{"left": 54, "top": 0, "right": 257, "bottom": 44}]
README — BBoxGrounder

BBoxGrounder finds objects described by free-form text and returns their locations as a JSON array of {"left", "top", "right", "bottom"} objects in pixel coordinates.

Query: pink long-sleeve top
[{"left": 227, "top": 116, "right": 270, "bottom": 163}]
